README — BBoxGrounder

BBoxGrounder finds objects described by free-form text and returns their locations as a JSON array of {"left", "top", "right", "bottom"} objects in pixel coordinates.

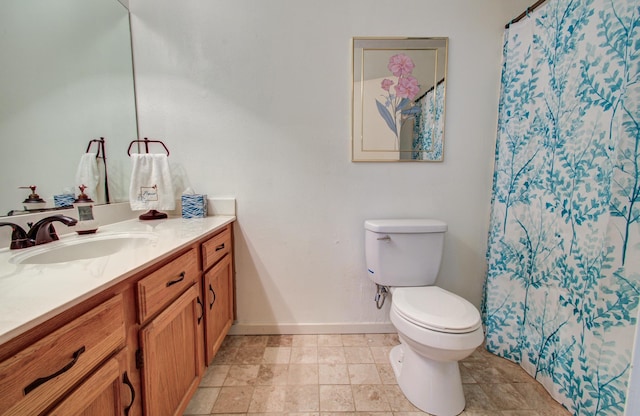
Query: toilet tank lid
[{"left": 364, "top": 219, "right": 447, "bottom": 233}]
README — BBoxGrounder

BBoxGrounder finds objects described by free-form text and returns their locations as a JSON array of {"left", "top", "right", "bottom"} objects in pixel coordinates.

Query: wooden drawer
[
  {"left": 202, "top": 226, "right": 231, "bottom": 271},
  {"left": 137, "top": 248, "right": 198, "bottom": 323},
  {"left": 0, "top": 295, "right": 125, "bottom": 416},
  {"left": 49, "top": 349, "right": 130, "bottom": 416}
]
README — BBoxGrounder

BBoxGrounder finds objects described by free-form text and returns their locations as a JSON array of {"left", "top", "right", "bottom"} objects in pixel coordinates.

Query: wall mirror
[
  {"left": 0, "top": 0, "right": 138, "bottom": 216},
  {"left": 352, "top": 37, "right": 448, "bottom": 162}
]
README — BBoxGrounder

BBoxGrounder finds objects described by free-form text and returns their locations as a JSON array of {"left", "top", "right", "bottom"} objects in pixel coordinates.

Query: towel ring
[{"left": 86, "top": 137, "right": 106, "bottom": 158}]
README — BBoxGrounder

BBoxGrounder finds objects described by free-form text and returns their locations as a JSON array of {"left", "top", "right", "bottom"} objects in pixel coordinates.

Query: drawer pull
[
  {"left": 197, "top": 297, "right": 204, "bottom": 324},
  {"left": 166, "top": 271, "right": 186, "bottom": 287},
  {"left": 24, "top": 345, "right": 86, "bottom": 395},
  {"left": 123, "top": 371, "right": 135, "bottom": 416},
  {"left": 215, "top": 243, "right": 225, "bottom": 251}
]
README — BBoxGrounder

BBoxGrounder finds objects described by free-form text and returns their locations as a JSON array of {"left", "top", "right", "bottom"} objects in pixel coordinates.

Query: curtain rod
[
  {"left": 414, "top": 77, "right": 445, "bottom": 103},
  {"left": 505, "top": 0, "right": 548, "bottom": 29}
]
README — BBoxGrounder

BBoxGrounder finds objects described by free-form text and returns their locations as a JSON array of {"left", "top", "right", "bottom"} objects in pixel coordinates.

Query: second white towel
[
  {"left": 129, "top": 154, "right": 176, "bottom": 211},
  {"left": 75, "top": 153, "right": 100, "bottom": 199}
]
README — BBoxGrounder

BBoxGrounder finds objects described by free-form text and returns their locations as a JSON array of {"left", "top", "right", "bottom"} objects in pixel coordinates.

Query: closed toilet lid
[{"left": 392, "top": 287, "right": 482, "bottom": 334}]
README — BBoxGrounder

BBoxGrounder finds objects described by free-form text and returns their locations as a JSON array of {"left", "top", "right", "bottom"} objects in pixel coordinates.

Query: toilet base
[{"left": 389, "top": 343, "right": 465, "bottom": 416}]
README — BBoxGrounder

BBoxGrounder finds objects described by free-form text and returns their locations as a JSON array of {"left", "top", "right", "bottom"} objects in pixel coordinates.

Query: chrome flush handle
[{"left": 377, "top": 235, "right": 391, "bottom": 241}]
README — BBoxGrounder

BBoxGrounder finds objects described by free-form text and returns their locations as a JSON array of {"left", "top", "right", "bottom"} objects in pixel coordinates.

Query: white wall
[{"left": 128, "top": 0, "right": 531, "bottom": 333}]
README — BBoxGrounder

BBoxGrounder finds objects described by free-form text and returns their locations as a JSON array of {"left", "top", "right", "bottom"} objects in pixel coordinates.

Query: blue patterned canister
[
  {"left": 181, "top": 194, "right": 208, "bottom": 218},
  {"left": 53, "top": 194, "right": 75, "bottom": 207}
]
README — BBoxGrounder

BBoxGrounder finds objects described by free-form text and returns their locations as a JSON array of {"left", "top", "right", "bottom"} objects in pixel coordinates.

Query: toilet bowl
[
  {"left": 389, "top": 286, "right": 484, "bottom": 415},
  {"left": 364, "top": 219, "right": 484, "bottom": 416}
]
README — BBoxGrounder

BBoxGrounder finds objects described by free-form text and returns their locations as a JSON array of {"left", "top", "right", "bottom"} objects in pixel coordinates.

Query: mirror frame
[{"left": 352, "top": 37, "right": 448, "bottom": 162}]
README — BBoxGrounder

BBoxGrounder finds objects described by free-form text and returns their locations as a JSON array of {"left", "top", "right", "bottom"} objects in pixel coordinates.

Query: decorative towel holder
[
  {"left": 127, "top": 138, "right": 172, "bottom": 221},
  {"left": 86, "top": 137, "right": 110, "bottom": 204},
  {"left": 127, "top": 138, "right": 170, "bottom": 157}
]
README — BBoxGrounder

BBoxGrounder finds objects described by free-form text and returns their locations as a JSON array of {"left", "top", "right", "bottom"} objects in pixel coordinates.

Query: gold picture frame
[{"left": 352, "top": 37, "right": 448, "bottom": 162}]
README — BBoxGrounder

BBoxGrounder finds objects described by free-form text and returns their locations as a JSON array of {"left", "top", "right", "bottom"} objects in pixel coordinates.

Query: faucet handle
[{"left": 0, "top": 222, "right": 33, "bottom": 249}]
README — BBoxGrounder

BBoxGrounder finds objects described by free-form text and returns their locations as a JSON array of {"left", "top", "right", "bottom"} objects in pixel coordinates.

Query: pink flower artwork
[
  {"left": 387, "top": 53, "right": 415, "bottom": 77},
  {"left": 395, "top": 75, "right": 419, "bottom": 99},
  {"left": 375, "top": 53, "right": 421, "bottom": 148},
  {"left": 381, "top": 79, "right": 394, "bottom": 91}
]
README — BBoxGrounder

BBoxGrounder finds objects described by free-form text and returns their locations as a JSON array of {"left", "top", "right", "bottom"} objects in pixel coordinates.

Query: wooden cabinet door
[
  {"left": 49, "top": 349, "right": 133, "bottom": 416},
  {"left": 204, "top": 254, "right": 233, "bottom": 365},
  {"left": 139, "top": 285, "right": 203, "bottom": 416}
]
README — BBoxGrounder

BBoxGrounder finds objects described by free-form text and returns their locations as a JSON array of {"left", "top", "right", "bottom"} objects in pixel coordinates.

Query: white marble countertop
[{"left": 0, "top": 215, "right": 235, "bottom": 344}]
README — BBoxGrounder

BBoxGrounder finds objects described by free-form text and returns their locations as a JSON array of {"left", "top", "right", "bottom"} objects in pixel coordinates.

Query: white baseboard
[{"left": 228, "top": 322, "right": 396, "bottom": 335}]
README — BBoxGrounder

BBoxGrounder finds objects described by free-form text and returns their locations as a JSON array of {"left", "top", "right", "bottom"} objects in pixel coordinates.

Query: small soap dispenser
[
  {"left": 73, "top": 185, "right": 99, "bottom": 234},
  {"left": 20, "top": 185, "right": 46, "bottom": 211}
]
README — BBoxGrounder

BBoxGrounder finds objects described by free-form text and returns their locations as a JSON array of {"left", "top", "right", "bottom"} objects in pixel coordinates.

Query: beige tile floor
[{"left": 184, "top": 334, "right": 571, "bottom": 416}]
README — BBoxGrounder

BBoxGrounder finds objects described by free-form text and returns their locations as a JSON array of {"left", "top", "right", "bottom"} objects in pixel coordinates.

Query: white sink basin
[{"left": 9, "top": 232, "right": 157, "bottom": 265}]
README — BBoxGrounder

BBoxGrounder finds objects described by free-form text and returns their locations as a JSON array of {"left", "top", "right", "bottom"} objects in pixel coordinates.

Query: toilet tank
[{"left": 365, "top": 219, "right": 447, "bottom": 287}]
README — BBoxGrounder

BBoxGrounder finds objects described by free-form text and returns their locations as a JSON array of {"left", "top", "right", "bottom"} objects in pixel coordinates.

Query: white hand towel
[
  {"left": 129, "top": 154, "right": 176, "bottom": 211},
  {"left": 75, "top": 153, "right": 100, "bottom": 199}
]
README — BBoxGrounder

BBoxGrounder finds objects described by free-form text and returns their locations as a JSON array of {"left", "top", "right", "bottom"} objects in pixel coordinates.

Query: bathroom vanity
[{"left": 0, "top": 215, "right": 235, "bottom": 416}]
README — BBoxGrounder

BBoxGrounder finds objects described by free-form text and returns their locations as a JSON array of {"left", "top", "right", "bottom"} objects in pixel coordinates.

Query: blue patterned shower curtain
[
  {"left": 483, "top": 1, "right": 640, "bottom": 414},
  {"left": 412, "top": 81, "right": 445, "bottom": 160}
]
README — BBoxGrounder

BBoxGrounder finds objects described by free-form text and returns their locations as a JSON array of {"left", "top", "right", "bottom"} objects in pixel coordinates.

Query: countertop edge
[{"left": 0, "top": 215, "right": 236, "bottom": 345}]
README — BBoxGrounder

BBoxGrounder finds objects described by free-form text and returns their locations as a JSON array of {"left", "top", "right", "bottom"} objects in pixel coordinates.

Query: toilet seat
[{"left": 392, "top": 286, "right": 481, "bottom": 334}]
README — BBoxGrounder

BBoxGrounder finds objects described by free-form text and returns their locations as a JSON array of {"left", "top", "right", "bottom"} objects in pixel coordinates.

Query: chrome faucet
[{"left": 0, "top": 215, "right": 77, "bottom": 249}]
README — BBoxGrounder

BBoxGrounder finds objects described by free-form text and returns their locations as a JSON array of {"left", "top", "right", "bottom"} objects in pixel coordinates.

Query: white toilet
[{"left": 365, "top": 219, "right": 484, "bottom": 416}]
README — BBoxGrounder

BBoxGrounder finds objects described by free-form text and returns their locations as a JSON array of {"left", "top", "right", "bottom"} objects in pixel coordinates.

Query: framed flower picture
[{"left": 352, "top": 37, "right": 448, "bottom": 162}]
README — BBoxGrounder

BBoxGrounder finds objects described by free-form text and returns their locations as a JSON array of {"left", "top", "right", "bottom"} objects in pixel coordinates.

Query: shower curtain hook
[{"left": 526, "top": 7, "right": 530, "bottom": 18}]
